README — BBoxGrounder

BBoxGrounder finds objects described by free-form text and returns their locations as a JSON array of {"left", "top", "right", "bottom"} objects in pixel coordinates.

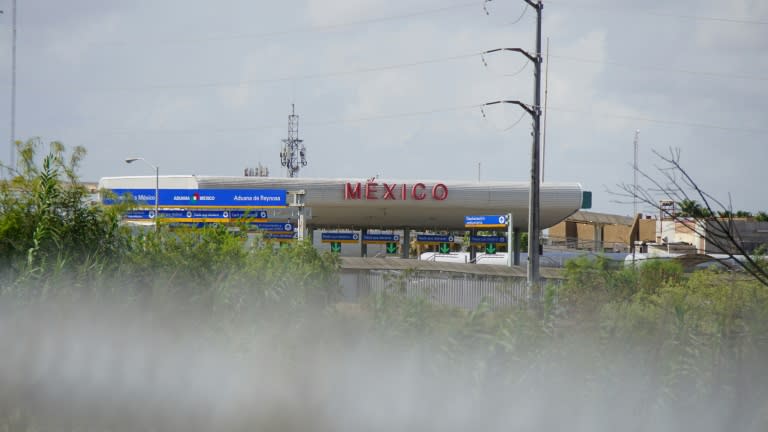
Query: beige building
[{"left": 548, "top": 211, "right": 656, "bottom": 253}]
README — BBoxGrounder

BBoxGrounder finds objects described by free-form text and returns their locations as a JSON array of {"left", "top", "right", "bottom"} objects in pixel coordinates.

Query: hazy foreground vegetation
[{"left": 1, "top": 140, "right": 766, "bottom": 431}]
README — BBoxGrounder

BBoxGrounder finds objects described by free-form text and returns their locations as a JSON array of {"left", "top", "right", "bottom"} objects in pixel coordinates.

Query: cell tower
[{"left": 279, "top": 104, "right": 307, "bottom": 178}]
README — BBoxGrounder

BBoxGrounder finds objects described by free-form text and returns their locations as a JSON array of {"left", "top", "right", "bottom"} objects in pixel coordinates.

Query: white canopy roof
[{"left": 98, "top": 176, "right": 586, "bottom": 230}]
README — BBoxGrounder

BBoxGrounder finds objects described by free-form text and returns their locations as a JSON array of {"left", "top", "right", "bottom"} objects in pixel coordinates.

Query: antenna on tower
[{"left": 280, "top": 104, "right": 307, "bottom": 178}]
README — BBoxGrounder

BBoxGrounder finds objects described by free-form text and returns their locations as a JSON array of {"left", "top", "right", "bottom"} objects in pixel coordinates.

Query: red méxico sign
[{"left": 344, "top": 182, "right": 448, "bottom": 201}]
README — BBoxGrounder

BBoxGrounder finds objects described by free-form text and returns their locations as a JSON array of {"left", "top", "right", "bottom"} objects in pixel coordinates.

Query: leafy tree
[
  {"left": 717, "top": 209, "right": 733, "bottom": 218},
  {"left": 678, "top": 198, "right": 711, "bottom": 218},
  {"left": 0, "top": 138, "right": 126, "bottom": 287},
  {"left": 0, "top": 138, "right": 341, "bottom": 312}
]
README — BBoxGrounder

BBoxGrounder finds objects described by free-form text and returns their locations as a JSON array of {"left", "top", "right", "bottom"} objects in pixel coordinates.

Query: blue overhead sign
[
  {"left": 163, "top": 222, "right": 290, "bottom": 232},
  {"left": 464, "top": 215, "right": 508, "bottom": 228},
  {"left": 470, "top": 235, "right": 507, "bottom": 244},
  {"left": 362, "top": 233, "right": 400, "bottom": 244},
  {"left": 321, "top": 232, "right": 360, "bottom": 243},
  {"left": 416, "top": 234, "right": 455, "bottom": 243},
  {"left": 103, "top": 189, "right": 287, "bottom": 208},
  {"left": 265, "top": 232, "right": 297, "bottom": 240},
  {"left": 250, "top": 222, "right": 293, "bottom": 232},
  {"left": 124, "top": 209, "right": 268, "bottom": 221}
]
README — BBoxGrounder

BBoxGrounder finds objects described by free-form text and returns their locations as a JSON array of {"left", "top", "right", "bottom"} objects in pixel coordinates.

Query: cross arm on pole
[
  {"left": 482, "top": 100, "right": 538, "bottom": 118},
  {"left": 482, "top": 47, "right": 539, "bottom": 64},
  {"left": 524, "top": 0, "right": 542, "bottom": 11}
]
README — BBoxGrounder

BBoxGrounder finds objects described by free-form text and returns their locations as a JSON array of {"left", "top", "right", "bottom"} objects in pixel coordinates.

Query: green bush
[
  {"left": 0, "top": 139, "right": 126, "bottom": 292},
  {"left": 0, "top": 139, "right": 341, "bottom": 316}
]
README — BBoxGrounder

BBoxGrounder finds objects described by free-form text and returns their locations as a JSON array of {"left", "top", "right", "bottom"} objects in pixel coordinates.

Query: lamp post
[{"left": 125, "top": 157, "right": 159, "bottom": 232}]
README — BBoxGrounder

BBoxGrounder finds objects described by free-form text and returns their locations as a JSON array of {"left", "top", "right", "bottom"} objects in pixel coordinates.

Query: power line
[
  {"left": 67, "top": 47, "right": 763, "bottom": 94},
  {"left": 97, "top": 1, "right": 482, "bottom": 47},
  {"left": 83, "top": 52, "right": 483, "bottom": 92},
  {"left": 17, "top": 49, "right": 760, "bottom": 95},
  {"left": 501, "top": 111, "right": 528, "bottom": 131},
  {"left": 546, "top": 0, "right": 768, "bottom": 25},
  {"left": 502, "top": 61, "right": 529, "bottom": 77},
  {"left": 550, "top": 54, "right": 768, "bottom": 82},
  {"left": 548, "top": 105, "right": 768, "bottom": 134},
  {"left": 75, "top": 103, "right": 483, "bottom": 136},
  {"left": 52, "top": 100, "right": 765, "bottom": 138},
  {"left": 506, "top": 3, "right": 529, "bottom": 25},
  {"left": 308, "top": 104, "right": 481, "bottom": 125}
]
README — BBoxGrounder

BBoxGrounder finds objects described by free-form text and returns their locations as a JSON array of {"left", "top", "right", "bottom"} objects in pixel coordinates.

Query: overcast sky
[{"left": 0, "top": 0, "right": 766, "bottom": 215}]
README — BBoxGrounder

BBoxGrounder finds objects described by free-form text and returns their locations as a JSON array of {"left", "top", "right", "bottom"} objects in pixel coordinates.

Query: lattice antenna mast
[{"left": 280, "top": 104, "right": 307, "bottom": 177}]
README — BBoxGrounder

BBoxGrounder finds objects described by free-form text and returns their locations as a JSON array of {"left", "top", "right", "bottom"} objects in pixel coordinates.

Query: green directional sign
[
  {"left": 485, "top": 243, "right": 497, "bottom": 255},
  {"left": 330, "top": 242, "right": 342, "bottom": 253},
  {"left": 439, "top": 243, "right": 451, "bottom": 254},
  {"left": 386, "top": 242, "right": 398, "bottom": 254}
]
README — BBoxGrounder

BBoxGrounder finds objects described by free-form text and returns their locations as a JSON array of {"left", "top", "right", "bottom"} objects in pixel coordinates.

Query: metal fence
[{"left": 357, "top": 270, "right": 557, "bottom": 309}]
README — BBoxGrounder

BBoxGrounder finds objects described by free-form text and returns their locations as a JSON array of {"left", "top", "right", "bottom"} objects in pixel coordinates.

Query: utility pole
[
  {"left": 528, "top": 0, "right": 543, "bottom": 290},
  {"left": 479, "top": 0, "right": 544, "bottom": 290},
  {"left": 542, "top": 37, "right": 550, "bottom": 183}
]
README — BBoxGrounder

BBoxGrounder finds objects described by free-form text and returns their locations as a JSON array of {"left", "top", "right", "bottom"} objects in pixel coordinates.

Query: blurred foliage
[
  {"left": 0, "top": 138, "right": 340, "bottom": 314},
  {"left": 1, "top": 139, "right": 767, "bottom": 431},
  {"left": 0, "top": 138, "right": 127, "bottom": 293},
  {"left": 360, "top": 255, "right": 768, "bottom": 429}
]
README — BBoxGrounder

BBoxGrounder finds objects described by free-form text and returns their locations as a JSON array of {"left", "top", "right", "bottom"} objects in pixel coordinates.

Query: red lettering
[
  {"left": 345, "top": 182, "right": 361, "bottom": 200},
  {"left": 412, "top": 183, "right": 426, "bottom": 200},
  {"left": 347, "top": 181, "right": 447, "bottom": 201},
  {"left": 432, "top": 183, "right": 448, "bottom": 200},
  {"left": 366, "top": 182, "right": 379, "bottom": 199},
  {"left": 382, "top": 183, "right": 396, "bottom": 200}
]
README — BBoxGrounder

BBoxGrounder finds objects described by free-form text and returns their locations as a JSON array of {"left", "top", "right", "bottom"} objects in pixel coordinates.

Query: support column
[
  {"left": 506, "top": 213, "right": 513, "bottom": 267},
  {"left": 360, "top": 228, "right": 367, "bottom": 257},
  {"left": 513, "top": 228, "right": 521, "bottom": 266},
  {"left": 593, "top": 224, "right": 603, "bottom": 252},
  {"left": 297, "top": 208, "right": 306, "bottom": 241},
  {"left": 469, "top": 229, "right": 476, "bottom": 263},
  {"left": 401, "top": 228, "right": 410, "bottom": 259}
]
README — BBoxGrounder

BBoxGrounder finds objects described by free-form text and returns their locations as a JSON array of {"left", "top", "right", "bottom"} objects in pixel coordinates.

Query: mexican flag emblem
[{"left": 191, "top": 192, "right": 200, "bottom": 203}]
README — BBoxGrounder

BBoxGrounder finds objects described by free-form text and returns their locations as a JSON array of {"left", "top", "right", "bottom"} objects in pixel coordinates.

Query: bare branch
[{"left": 609, "top": 147, "right": 768, "bottom": 287}]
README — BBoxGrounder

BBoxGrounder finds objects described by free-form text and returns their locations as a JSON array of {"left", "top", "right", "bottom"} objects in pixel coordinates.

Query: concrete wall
[
  {"left": 701, "top": 219, "right": 768, "bottom": 254},
  {"left": 639, "top": 219, "right": 656, "bottom": 243}
]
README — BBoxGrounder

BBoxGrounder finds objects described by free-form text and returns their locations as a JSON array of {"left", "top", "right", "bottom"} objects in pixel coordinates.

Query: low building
[
  {"left": 658, "top": 218, "right": 768, "bottom": 254},
  {"left": 99, "top": 175, "right": 591, "bottom": 259},
  {"left": 547, "top": 211, "right": 656, "bottom": 253},
  {"left": 98, "top": 175, "right": 589, "bottom": 231}
]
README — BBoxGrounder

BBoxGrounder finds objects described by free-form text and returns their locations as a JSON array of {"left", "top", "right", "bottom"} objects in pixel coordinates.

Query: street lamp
[{"left": 125, "top": 157, "right": 159, "bottom": 232}]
